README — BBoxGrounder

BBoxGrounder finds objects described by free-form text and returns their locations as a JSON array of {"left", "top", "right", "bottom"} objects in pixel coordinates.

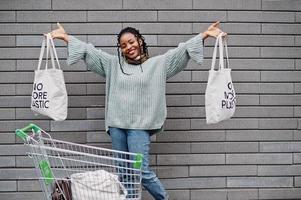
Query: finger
[
  {"left": 57, "top": 22, "right": 63, "bottom": 29},
  {"left": 212, "top": 21, "right": 220, "bottom": 27}
]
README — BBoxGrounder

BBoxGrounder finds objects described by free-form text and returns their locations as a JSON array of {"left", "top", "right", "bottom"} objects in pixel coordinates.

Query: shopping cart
[{"left": 16, "top": 123, "right": 143, "bottom": 200}]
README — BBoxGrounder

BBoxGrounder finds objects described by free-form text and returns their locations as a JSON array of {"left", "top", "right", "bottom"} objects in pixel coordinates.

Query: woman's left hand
[{"left": 202, "top": 21, "right": 227, "bottom": 40}]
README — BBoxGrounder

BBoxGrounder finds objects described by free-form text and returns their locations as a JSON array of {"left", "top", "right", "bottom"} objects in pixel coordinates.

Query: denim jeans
[{"left": 109, "top": 127, "right": 168, "bottom": 200}]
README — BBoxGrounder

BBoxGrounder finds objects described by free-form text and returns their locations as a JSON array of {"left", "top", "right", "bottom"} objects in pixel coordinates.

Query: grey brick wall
[{"left": 0, "top": 0, "right": 300, "bottom": 199}]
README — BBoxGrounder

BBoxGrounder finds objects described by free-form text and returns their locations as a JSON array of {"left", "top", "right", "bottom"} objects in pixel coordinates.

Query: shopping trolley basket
[{"left": 16, "top": 123, "right": 143, "bottom": 200}]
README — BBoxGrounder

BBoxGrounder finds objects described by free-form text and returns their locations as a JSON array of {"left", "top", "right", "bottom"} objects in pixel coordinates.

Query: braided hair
[{"left": 117, "top": 27, "right": 149, "bottom": 75}]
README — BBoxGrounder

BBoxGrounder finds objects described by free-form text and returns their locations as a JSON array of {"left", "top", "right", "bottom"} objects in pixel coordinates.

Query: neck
[{"left": 126, "top": 53, "right": 149, "bottom": 65}]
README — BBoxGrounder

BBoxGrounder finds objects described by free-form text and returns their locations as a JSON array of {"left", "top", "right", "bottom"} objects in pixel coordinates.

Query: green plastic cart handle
[
  {"left": 134, "top": 153, "right": 143, "bottom": 169},
  {"left": 15, "top": 123, "right": 41, "bottom": 141}
]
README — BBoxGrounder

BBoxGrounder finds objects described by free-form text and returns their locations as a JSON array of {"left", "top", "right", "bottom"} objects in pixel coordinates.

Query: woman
[{"left": 48, "top": 22, "right": 226, "bottom": 200}]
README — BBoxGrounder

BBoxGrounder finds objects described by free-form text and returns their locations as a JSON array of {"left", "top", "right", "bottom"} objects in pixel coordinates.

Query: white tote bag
[
  {"left": 31, "top": 34, "right": 68, "bottom": 121},
  {"left": 205, "top": 33, "right": 236, "bottom": 124},
  {"left": 71, "top": 170, "right": 127, "bottom": 200}
]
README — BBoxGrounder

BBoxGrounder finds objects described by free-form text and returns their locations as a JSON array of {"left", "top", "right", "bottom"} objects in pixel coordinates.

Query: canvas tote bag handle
[
  {"left": 37, "top": 34, "right": 61, "bottom": 70},
  {"left": 210, "top": 33, "right": 224, "bottom": 71}
]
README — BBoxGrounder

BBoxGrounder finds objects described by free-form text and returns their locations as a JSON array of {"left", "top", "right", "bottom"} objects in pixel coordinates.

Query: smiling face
[{"left": 119, "top": 32, "right": 143, "bottom": 60}]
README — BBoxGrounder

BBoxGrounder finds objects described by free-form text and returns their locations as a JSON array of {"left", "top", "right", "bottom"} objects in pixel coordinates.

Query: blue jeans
[{"left": 109, "top": 127, "right": 168, "bottom": 200}]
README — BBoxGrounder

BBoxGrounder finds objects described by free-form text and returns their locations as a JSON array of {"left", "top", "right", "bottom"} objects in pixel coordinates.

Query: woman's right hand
[{"left": 45, "top": 22, "right": 69, "bottom": 43}]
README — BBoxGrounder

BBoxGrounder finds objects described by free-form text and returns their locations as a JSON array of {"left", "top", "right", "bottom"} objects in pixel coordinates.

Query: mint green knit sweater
[{"left": 67, "top": 34, "right": 204, "bottom": 133}]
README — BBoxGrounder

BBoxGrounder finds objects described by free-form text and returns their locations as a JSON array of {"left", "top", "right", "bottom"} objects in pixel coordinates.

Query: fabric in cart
[{"left": 71, "top": 169, "right": 127, "bottom": 200}]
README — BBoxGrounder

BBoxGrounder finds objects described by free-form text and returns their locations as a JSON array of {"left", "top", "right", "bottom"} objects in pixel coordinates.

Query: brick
[
  {"left": 52, "top": 23, "right": 122, "bottom": 34},
  {"left": 53, "top": 0, "right": 122, "bottom": 10},
  {"left": 191, "top": 119, "right": 259, "bottom": 130},
  {"left": 151, "top": 143, "right": 190, "bottom": 154},
  {"left": 87, "top": 132, "right": 111, "bottom": 143},
  {"left": 17, "top": 59, "right": 86, "bottom": 71},
  {"left": 193, "top": 23, "right": 261, "bottom": 34},
  {"left": 155, "top": 166, "right": 188, "bottom": 178},
  {"left": 0, "top": 168, "right": 35, "bottom": 179},
  {"left": 0, "top": 85, "right": 15, "bottom": 95},
  {"left": 230, "top": 83, "right": 260, "bottom": 94},
  {"left": 167, "top": 107, "right": 203, "bottom": 118},
  {"left": 296, "top": 59, "right": 301, "bottom": 70},
  {"left": 0, "top": 192, "right": 43, "bottom": 200},
  {"left": 86, "top": 84, "right": 106, "bottom": 95},
  {"left": 294, "top": 130, "right": 301, "bottom": 140},
  {"left": 0, "top": 156, "right": 15, "bottom": 167},
  {"left": 166, "top": 95, "right": 190, "bottom": 106},
  {"left": 259, "top": 188, "right": 301, "bottom": 199},
  {"left": 16, "top": 156, "right": 34, "bottom": 168},
  {"left": 262, "top": 24, "right": 301, "bottom": 34},
  {"left": 193, "top": 0, "right": 261, "bottom": 10},
  {"left": 258, "top": 165, "right": 301, "bottom": 176},
  {"left": 230, "top": 59, "right": 294, "bottom": 70},
  {"left": 17, "top": 180, "right": 40, "bottom": 191},
  {"left": 157, "top": 130, "right": 226, "bottom": 142},
  {"left": 167, "top": 71, "right": 191, "bottom": 82},
  {"left": 164, "top": 119, "right": 190, "bottom": 130},
  {"left": 295, "top": 177, "right": 301, "bottom": 187},
  {"left": 190, "top": 165, "right": 257, "bottom": 176},
  {"left": 165, "top": 190, "right": 189, "bottom": 200},
  {"left": 124, "top": 0, "right": 192, "bottom": 9},
  {"left": 191, "top": 190, "right": 226, "bottom": 200},
  {"left": 295, "top": 107, "right": 301, "bottom": 117},
  {"left": 16, "top": 35, "right": 84, "bottom": 47},
  {"left": 0, "top": 109, "right": 15, "bottom": 119},
  {"left": 0, "top": 120, "right": 49, "bottom": 132},
  {"left": 293, "top": 153, "right": 301, "bottom": 164},
  {"left": 0, "top": 133, "right": 15, "bottom": 144},
  {"left": 259, "top": 119, "right": 298, "bottom": 129},
  {"left": 228, "top": 11, "right": 295, "bottom": 22},
  {"left": 227, "top": 189, "right": 258, "bottom": 200},
  {"left": 0, "top": 96, "right": 30, "bottom": 107},
  {"left": 157, "top": 154, "right": 225, "bottom": 165},
  {"left": 162, "top": 177, "right": 225, "bottom": 189},
  {"left": 51, "top": 120, "right": 104, "bottom": 131},
  {"left": 226, "top": 153, "right": 292, "bottom": 164},
  {"left": 191, "top": 142, "right": 258, "bottom": 153},
  {"left": 88, "top": 11, "right": 157, "bottom": 22},
  {"left": 0, "top": 0, "right": 51, "bottom": 10},
  {"left": 50, "top": 131, "right": 87, "bottom": 143},
  {"left": 158, "top": 11, "right": 226, "bottom": 22},
  {"left": 260, "top": 142, "right": 301, "bottom": 152},
  {"left": 0, "top": 11, "right": 15, "bottom": 22},
  {"left": 166, "top": 83, "right": 202, "bottom": 94},
  {"left": 192, "top": 71, "right": 260, "bottom": 82},
  {"left": 69, "top": 96, "right": 105, "bottom": 107},
  {"left": 0, "top": 60, "right": 15, "bottom": 71},
  {"left": 297, "top": 13, "right": 301, "bottom": 22},
  {"left": 262, "top": 0, "right": 301, "bottom": 11},
  {"left": 235, "top": 106, "right": 293, "bottom": 118},
  {"left": 16, "top": 11, "right": 86, "bottom": 22},
  {"left": 260, "top": 83, "right": 294, "bottom": 93},
  {"left": 228, "top": 35, "right": 294, "bottom": 46},
  {"left": 226, "top": 130, "right": 293, "bottom": 141},
  {"left": 260, "top": 95, "right": 296, "bottom": 106},
  {"left": 0, "top": 48, "right": 66, "bottom": 59},
  {"left": 0, "top": 24, "right": 50, "bottom": 35},
  {"left": 0, "top": 181, "right": 16, "bottom": 192},
  {"left": 122, "top": 23, "right": 193, "bottom": 34},
  {"left": 158, "top": 35, "right": 194, "bottom": 46},
  {"left": 16, "top": 108, "right": 87, "bottom": 120},
  {"left": 0, "top": 36, "right": 15, "bottom": 46},
  {"left": 262, "top": 47, "right": 301, "bottom": 58},
  {"left": 261, "top": 71, "right": 301, "bottom": 82},
  {"left": 228, "top": 177, "right": 293, "bottom": 188},
  {"left": 87, "top": 108, "right": 105, "bottom": 119}
]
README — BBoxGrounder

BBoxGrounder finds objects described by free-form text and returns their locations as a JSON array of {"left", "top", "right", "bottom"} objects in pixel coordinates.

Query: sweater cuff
[
  {"left": 185, "top": 33, "right": 204, "bottom": 65},
  {"left": 66, "top": 35, "right": 87, "bottom": 66}
]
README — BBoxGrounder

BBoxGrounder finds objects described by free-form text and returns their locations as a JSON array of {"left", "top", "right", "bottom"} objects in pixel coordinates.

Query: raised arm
[
  {"left": 47, "top": 23, "right": 115, "bottom": 77},
  {"left": 165, "top": 21, "right": 227, "bottom": 79}
]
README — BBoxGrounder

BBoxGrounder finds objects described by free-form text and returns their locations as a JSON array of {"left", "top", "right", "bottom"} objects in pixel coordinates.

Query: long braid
[{"left": 117, "top": 27, "right": 149, "bottom": 74}]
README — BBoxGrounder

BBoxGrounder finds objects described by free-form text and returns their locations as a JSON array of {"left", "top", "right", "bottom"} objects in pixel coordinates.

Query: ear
[{"left": 138, "top": 38, "right": 143, "bottom": 45}]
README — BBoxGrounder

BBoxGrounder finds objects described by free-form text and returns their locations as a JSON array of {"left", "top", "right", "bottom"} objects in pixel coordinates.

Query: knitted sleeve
[
  {"left": 165, "top": 34, "right": 204, "bottom": 79},
  {"left": 66, "top": 35, "right": 116, "bottom": 77}
]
